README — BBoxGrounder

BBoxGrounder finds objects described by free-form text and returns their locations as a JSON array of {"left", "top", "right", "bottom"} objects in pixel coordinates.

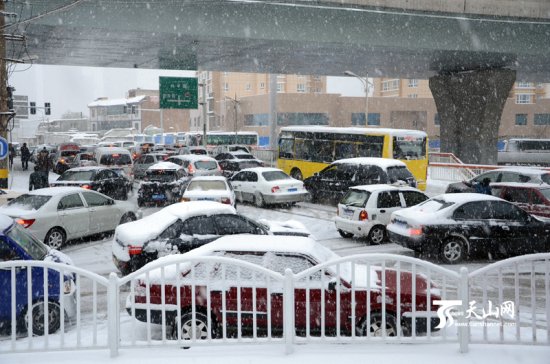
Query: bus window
[
  {"left": 295, "top": 139, "right": 313, "bottom": 161},
  {"left": 313, "top": 140, "right": 333, "bottom": 163},
  {"left": 335, "top": 142, "right": 355, "bottom": 159},
  {"left": 357, "top": 143, "right": 382, "bottom": 158},
  {"left": 279, "top": 138, "right": 294, "bottom": 159},
  {"left": 393, "top": 137, "right": 426, "bottom": 160}
]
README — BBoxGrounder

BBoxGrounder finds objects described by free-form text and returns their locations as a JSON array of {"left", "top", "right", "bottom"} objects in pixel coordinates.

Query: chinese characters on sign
[{"left": 159, "top": 77, "right": 198, "bottom": 109}]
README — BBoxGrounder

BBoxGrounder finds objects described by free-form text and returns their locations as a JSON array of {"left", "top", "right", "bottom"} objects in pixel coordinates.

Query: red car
[
  {"left": 492, "top": 183, "right": 550, "bottom": 218},
  {"left": 127, "top": 235, "right": 440, "bottom": 339}
]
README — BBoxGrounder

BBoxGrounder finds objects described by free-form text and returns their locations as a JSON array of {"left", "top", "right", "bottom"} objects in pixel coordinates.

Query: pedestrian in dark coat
[
  {"left": 29, "top": 166, "right": 48, "bottom": 190},
  {"left": 20, "top": 143, "right": 31, "bottom": 170}
]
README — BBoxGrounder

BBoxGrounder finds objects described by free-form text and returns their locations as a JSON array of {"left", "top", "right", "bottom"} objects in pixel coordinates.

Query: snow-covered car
[
  {"left": 50, "top": 166, "right": 131, "bottom": 200},
  {"left": 335, "top": 185, "right": 429, "bottom": 243},
  {"left": 166, "top": 155, "right": 222, "bottom": 177},
  {"left": 127, "top": 235, "right": 440, "bottom": 338},
  {"left": 0, "top": 187, "right": 139, "bottom": 249},
  {"left": 112, "top": 201, "right": 310, "bottom": 274},
  {"left": 0, "top": 214, "right": 77, "bottom": 336},
  {"left": 445, "top": 167, "right": 550, "bottom": 193},
  {"left": 132, "top": 152, "right": 169, "bottom": 180},
  {"left": 137, "top": 162, "right": 190, "bottom": 207},
  {"left": 387, "top": 193, "right": 550, "bottom": 264},
  {"left": 181, "top": 176, "right": 236, "bottom": 207},
  {"left": 303, "top": 157, "right": 417, "bottom": 204},
  {"left": 214, "top": 151, "right": 263, "bottom": 164},
  {"left": 230, "top": 167, "right": 308, "bottom": 207}
]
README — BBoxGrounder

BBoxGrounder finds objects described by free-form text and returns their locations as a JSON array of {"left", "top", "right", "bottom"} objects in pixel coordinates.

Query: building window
[
  {"left": 516, "top": 82, "right": 532, "bottom": 88},
  {"left": 245, "top": 83, "right": 251, "bottom": 91},
  {"left": 408, "top": 79, "right": 418, "bottom": 88},
  {"left": 434, "top": 113, "right": 440, "bottom": 126},
  {"left": 277, "top": 113, "right": 329, "bottom": 126},
  {"left": 224, "top": 83, "right": 229, "bottom": 92},
  {"left": 516, "top": 94, "right": 532, "bottom": 104},
  {"left": 515, "top": 114, "right": 528, "bottom": 126},
  {"left": 534, "top": 114, "right": 550, "bottom": 125},
  {"left": 260, "top": 82, "right": 265, "bottom": 89},
  {"left": 382, "top": 79, "right": 399, "bottom": 92},
  {"left": 351, "top": 113, "right": 366, "bottom": 126},
  {"left": 297, "top": 84, "right": 306, "bottom": 93},
  {"left": 408, "top": 94, "right": 418, "bottom": 98},
  {"left": 367, "top": 113, "right": 381, "bottom": 126},
  {"left": 277, "top": 83, "right": 284, "bottom": 93}
]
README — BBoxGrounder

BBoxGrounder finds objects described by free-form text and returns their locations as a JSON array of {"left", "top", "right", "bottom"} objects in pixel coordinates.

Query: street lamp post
[
  {"left": 224, "top": 94, "right": 239, "bottom": 144},
  {"left": 344, "top": 70, "right": 373, "bottom": 126}
]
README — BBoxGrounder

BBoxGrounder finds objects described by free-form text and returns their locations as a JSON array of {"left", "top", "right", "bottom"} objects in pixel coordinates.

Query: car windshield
[
  {"left": 416, "top": 198, "right": 455, "bottom": 212},
  {"left": 195, "top": 161, "right": 218, "bottom": 170},
  {"left": 386, "top": 166, "right": 414, "bottom": 182},
  {"left": 239, "top": 161, "right": 263, "bottom": 169},
  {"left": 262, "top": 171, "right": 291, "bottom": 181},
  {"left": 234, "top": 154, "right": 255, "bottom": 160},
  {"left": 7, "top": 194, "right": 52, "bottom": 211},
  {"left": 542, "top": 173, "right": 550, "bottom": 184},
  {"left": 187, "top": 180, "right": 226, "bottom": 191},
  {"left": 540, "top": 188, "right": 550, "bottom": 200},
  {"left": 58, "top": 170, "right": 95, "bottom": 181},
  {"left": 340, "top": 189, "right": 370, "bottom": 207},
  {"left": 60, "top": 151, "right": 79, "bottom": 158},
  {"left": 6, "top": 223, "right": 48, "bottom": 260},
  {"left": 146, "top": 170, "right": 178, "bottom": 182},
  {"left": 100, "top": 153, "right": 132, "bottom": 165}
]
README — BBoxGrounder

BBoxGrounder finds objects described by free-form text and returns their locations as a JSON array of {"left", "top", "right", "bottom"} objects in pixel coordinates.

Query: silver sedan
[{"left": 0, "top": 187, "right": 139, "bottom": 249}]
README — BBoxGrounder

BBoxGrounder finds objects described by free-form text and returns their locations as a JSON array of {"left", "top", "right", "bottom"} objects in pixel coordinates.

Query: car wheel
[
  {"left": 254, "top": 192, "right": 265, "bottom": 208},
  {"left": 441, "top": 237, "right": 466, "bottom": 264},
  {"left": 119, "top": 213, "right": 136, "bottom": 225},
  {"left": 368, "top": 225, "right": 386, "bottom": 245},
  {"left": 338, "top": 229, "right": 353, "bottom": 238},
  {"left": 44, "top": 228, "right": 66, "bottom": 249},
  {"left": 24, "top": 301, "right": 61, "bottom": 336},
  {"left": 176, "top": 312, "right": 216, "bottom": 341},
  {"left": 290, "top": 168, "right": 303, "bottom": 181},
  {"left": 356, "top": 312, "right": 399, "bottom": 337}
]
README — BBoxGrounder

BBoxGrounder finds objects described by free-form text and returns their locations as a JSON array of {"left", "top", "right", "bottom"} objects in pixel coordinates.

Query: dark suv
[{"left": 303, "top": 158, "right": 417, "bottom": 204}]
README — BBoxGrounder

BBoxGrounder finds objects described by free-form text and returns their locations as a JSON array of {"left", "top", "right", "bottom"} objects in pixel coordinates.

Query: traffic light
[
  {"left": 30, "top": 102, "right": 36, "bottom": 115},
  {"left": 45, "top": 102, "right": 51, "bottom": 115},
  {"left": 6, "top": 86, "right": 14, "bottom": 110}
]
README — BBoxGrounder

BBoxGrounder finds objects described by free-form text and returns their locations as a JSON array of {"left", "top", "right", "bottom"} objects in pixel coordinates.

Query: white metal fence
[{"left": 1, "top": 253, "right": 549, "bottom": 356}]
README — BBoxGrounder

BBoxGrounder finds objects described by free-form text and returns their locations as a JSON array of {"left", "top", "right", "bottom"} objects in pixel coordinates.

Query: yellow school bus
[{"left": 277, "top": 126, "right": 428, "bottom": 190}]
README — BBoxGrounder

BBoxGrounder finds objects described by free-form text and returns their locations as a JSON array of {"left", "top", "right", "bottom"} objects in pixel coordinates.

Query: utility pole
[{"left": 1, "top": 1, "right": 10, "bottom": 188}]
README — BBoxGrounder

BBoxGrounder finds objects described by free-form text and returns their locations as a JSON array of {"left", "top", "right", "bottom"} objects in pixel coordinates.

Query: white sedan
[
  {"left": 230, "top": 167, "right": 308, "bottom": 207},
  {"left": 181, "top": 176, "right": 236, "bottom": 207},
  {"left": 0, "top": 187, "right": 139, "bottom": 249}
]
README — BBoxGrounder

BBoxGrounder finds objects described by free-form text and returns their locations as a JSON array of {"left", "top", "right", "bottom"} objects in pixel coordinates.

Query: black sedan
[
  {"left": 50, "top": 166, "right": 131, "bottom": 200},
  {"left": 387, "top": 193, "right": 550, "bottom": 264},
  {"left": 137, "top": 162, "right": 190, "bottom": 207}
]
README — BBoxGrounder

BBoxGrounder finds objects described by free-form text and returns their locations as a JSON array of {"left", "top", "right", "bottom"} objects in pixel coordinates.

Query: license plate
[
  {"left": 287, "top": 188, "right": 298, "bottom": 192},
  {"left": 152, "top": 194, "right": 166, "bottom": 200},
  {"left": 342, "top": 208, "right": 354, "bottom": 219},
  {"left": 198, "top": 197, "right": 214, "bottom": 201}
]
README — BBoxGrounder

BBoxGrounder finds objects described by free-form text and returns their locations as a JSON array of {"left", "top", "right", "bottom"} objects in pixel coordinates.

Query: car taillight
[
  {"left": 221, "top": 197, "right": 231, "bottom": 205},
  {"left": 359, "top": 210, "right": 368, "bottom": 221},
  {"left": 180, "top": 197, "right": 191, "bottom": 202},
  {"left": 271, "top": 186, "right": 280, "bottom": 193},
  {"left": 81, "top": 184, "right": 92, "bottom": 189},
  {"left": 16, "top": 218, "right": 35, "bottom": 228},
  {"left": 128, "top": 245, "right": 143, "bottom": 255},
  {"left": 188, "top": 164, "right": 195, "bottom": 174},
  {"left": 409, "top": 226, "right": 424, "bottom": 236}
]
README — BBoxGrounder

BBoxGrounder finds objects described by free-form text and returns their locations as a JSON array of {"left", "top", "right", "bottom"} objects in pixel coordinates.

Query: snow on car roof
[
  {"left": 332, "top": 157, "right": 407, "bottom": 168},
  {"left": 95, "top": 146, "right": 131, "bottom": 154},
  {"left": 189, "top": 176, "right": 228, "bottom": 182},
  {"left": 433, "top": 193, "right": 501, "bottom": 203},
  {"left": 147, "top": 161, "right": 181, "bottom": 170},
  {"left": 493, "top": 167, "right": 550, "bottom": 175},
  {"left": 349, "top": 184, "right": 419, "bottom": 193},
  {"left": 63, "top": 166, "right": 106, "bottom": 172},
  {"left": 170, "top": 154, "right": 216, "bottom": 162},
  {"left": 27, "top": 186, "right": 89, "bottom": 196},
  {"left": 240, "top": 167, "right": 283, "bottom": 174},
  {"left": 0, "top": 214, "right": 13, "bottom": 231},
  {"left": 115, "top": 201, "right": 236, "bottom": 245}
]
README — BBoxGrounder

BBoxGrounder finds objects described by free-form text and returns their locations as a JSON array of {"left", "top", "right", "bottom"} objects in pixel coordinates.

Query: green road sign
[{"left": 159, "top": 77, "right": 198, "bottom": 109}]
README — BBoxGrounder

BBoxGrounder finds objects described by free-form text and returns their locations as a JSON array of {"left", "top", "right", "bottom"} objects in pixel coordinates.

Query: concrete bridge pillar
[{"left": 429, "top": 69, "right": 516, "bottom": 165}]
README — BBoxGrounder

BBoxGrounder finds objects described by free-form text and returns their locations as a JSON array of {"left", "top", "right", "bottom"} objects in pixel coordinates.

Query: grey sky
[{"left": 9, "top": 64, "right": 364, "bottom": 121}]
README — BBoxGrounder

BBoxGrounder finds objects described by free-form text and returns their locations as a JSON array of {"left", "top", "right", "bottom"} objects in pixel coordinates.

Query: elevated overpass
[{"left": 3, "top": 0, "right": 550, "bottom": 164}]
